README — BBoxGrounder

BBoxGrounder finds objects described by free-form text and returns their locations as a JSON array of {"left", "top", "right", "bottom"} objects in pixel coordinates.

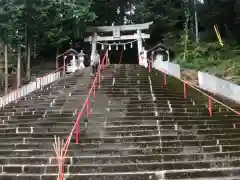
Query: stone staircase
[
  {"left": 0, "top": 64, "right": 240, "bottom": 180},
  {"left": 0, "top": 67, "right": 93, "bottom": 180}
]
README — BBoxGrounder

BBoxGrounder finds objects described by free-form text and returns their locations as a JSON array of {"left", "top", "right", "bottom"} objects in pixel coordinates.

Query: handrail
[
  {"left": 147, "top": 59, "right": 240, "bottom": 116},
  {"left": 57, "top": 50, "right": 108, "bottom": 180}
]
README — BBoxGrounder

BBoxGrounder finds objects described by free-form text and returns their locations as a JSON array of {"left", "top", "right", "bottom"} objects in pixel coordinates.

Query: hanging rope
[{"left": 97, "top": 39, "right": 137, "bottom": 46}]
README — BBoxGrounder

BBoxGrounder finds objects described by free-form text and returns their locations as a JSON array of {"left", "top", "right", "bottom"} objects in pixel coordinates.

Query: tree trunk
[
  {"left": 26, "top": 42, "right": 31, "bottom": 81},
  {"left": 4, "top": 44, "right": 8, "bottom": 94},
  {"left": 17, "top": 44, "right": 21, "bottom": 88},
  {"left": 33, "top": 40, "right": 36, "bottom": 59},
  {"left": 119, "top": 5, "right": 125, "bottom": 25},
  {"left": 56, "top": 46, "right": 59, "bottom": 69}
]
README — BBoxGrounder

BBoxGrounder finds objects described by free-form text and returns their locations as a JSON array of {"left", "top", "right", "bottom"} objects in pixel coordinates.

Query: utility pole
[
  {"left": 4, "top": 44, "right": 8, "bottom": 95},
  {"left": 194, "top": 0, "right": 199, "bottom": 42}
]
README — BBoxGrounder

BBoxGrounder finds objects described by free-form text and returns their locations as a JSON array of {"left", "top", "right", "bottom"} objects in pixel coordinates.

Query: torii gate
[{"left": 84, "top": 22, "right": 153, "bottom": 66}]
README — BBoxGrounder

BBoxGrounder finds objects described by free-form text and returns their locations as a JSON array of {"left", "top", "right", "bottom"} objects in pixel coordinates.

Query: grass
[{"left": 173, "top": 41, "right": 240, "bottom": 84}]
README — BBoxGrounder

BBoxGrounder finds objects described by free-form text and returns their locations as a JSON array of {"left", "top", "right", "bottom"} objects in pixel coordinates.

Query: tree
[
  {"left": 0, "top": 0, "right": 96, "bottom": 91},
  {"left": 0, "top": 0, "right": 21, "bottom": 93}
]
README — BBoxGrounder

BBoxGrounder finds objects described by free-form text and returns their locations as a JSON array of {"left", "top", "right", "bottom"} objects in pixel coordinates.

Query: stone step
[
  {"left": 0, "top": 110, "right": 75, "bottom": 118},
  {"left": 105, "top": 115, "right": 239, "bottom": 121},
  {"left": 0, "top": 125, "right": 75, "bottom": 134},
  {"left": 5, "top": 121, "right": 75, "bottom": 127},
  {"left": 1, "top": 173, "right": 240, "bottom": 180},
  {"left": 10, "top": 115, "right": 44, "bottom": 119},
  {"left": 99, "top": 86, "right": 173, "bottom": 90},
  {"left": 1, "top": 135, "right": 240, "bottom": 149},
  {"left": 107, "top": 102, "right": 199, "bottom": 109},
  {"left": 6, "top": 112, "right": 74, "bottom": 119},
  {"left": 0, "top": 150, "right": 240, "bottom": 166},
  {"left": 106, "top": 119, "right": 239, "bottom": 126},
  {"left": 106, "top": 107, "right": 224, "bottom": 113},
  {"left": 105, "top": 94, "right": 191, "bottom": 100},
  {"left": 3, "top": 159, "right": 240, "bottom": 174},
  {"left": 108, "top": 100, "right": 195, "bottom": 106},
  {"left": 125, "top": 111, "right": 233, "bottom": 117},
  {"left": 0, "top": 132, "right": 71, "bottom": 138},
  {"left": 73, "top": 143, "right": 237, "bottom": 154},
  {"left": 71, "top": 132, "right": 240, "bottom": 143},
  {"left": 0, "top": 108, "right": 47, "bottom": 114},
  {"left": 8, "top": 104, "right": 51, "bottom": 109},
  {"left": 103, "top": 128, "right": 240, "bottom": 137},
  {"left": 72, "top": 139, "right": 240, "bottom": 149},
  {"left": 104, "top": 123, "right": 239, "bottom": 131}
]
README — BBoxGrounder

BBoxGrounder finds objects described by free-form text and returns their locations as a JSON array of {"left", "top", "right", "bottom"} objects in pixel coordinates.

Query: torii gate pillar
[
  {"left": 91, "top": 32, "right": 97, "bottom": 54},
  {"left": 137, "top": 30, "right": 143, "bottom": 55}
]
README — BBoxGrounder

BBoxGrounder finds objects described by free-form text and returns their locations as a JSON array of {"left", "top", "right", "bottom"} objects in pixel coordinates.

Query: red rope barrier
[
  {"left": 184, "top": 81, "right": 187, "bottom": 99},
  {"left": 93, "top": 84, "right": 96, "bottom": 99},
  {"left": 148, "top": 61, "right": 151, "bottom": 73},
  {"left": 58, "top": 50, "right": 108, "bottom": 180},
  {"left": 208, "top": 97, "right": 212, "bottom": 117},
  {"left": 86, "top": 101, "right": 89, "bottom": 118},
  {"left": 163, "top": 70, "right": 167, "bottom": 86},
  {"left": 146, "top": 59, "right": 240, "bottom": 116}
]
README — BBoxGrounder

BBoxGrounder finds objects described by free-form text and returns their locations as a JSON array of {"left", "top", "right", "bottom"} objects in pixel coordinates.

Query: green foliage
[
  {"left": 132, "top": 0, "right": 184, "bottom": 44},
  {"left": 0, "top": 0, "right": 238, "bottom": 82},
  {"left": 167, "top": 0, "right": 240, "bottom": 83},
  {"left": 0, "top": 0, "right": 96, "bottom": 54},
  {"left": 175, "top": 40, "right": 240, "bottom": 83}
]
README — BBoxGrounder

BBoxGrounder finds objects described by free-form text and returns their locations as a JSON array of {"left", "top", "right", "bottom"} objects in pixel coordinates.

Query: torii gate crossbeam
[{"left": 84, "top": 22, "right": 153, "bottom": 56}]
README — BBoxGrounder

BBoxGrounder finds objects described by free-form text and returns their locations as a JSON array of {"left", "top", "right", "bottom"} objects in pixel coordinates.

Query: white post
[
  {"left": 106, "top": 50, "right": 110, "bottom": 64},
  {"left": 72, "top": 55, "right": 76, "bottom": 72},
  {"left": 91, "top": 32, "right": 97, "bottom": 55},
  {"left": 166, "top": 50, "right": 170, "bottom": 62},
  {"left": 143, "top": 48, "right": 148, "bottom": 67},
  {"left": 137, "top": 30, "right": 143, "bottom": 56}
]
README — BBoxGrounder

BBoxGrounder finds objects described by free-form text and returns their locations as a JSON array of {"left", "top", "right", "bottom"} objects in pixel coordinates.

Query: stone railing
[
  {"left": 198, "top": 71, "right": 240, "bottom": 103},
  {"left": 0, "top": 71, "right": 62, "bottom": 107}
]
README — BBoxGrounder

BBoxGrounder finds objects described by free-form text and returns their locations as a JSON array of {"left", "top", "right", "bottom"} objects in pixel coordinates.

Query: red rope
[
  {"left": 146, "top": 59, "right": 240, "bottom": 116},
  {"left": 62, "top": 50, "right": 108, "bottom": 155}
]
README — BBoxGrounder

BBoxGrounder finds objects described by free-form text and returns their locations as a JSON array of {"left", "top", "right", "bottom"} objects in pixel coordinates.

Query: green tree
[{"left": 0, "top": 0, "right": 96, "bottom": 92}]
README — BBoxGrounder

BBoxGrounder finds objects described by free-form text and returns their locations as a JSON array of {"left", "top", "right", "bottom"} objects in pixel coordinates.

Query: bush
[{"left": 172, "top": 40, "right": 240, "bottom": 83}]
